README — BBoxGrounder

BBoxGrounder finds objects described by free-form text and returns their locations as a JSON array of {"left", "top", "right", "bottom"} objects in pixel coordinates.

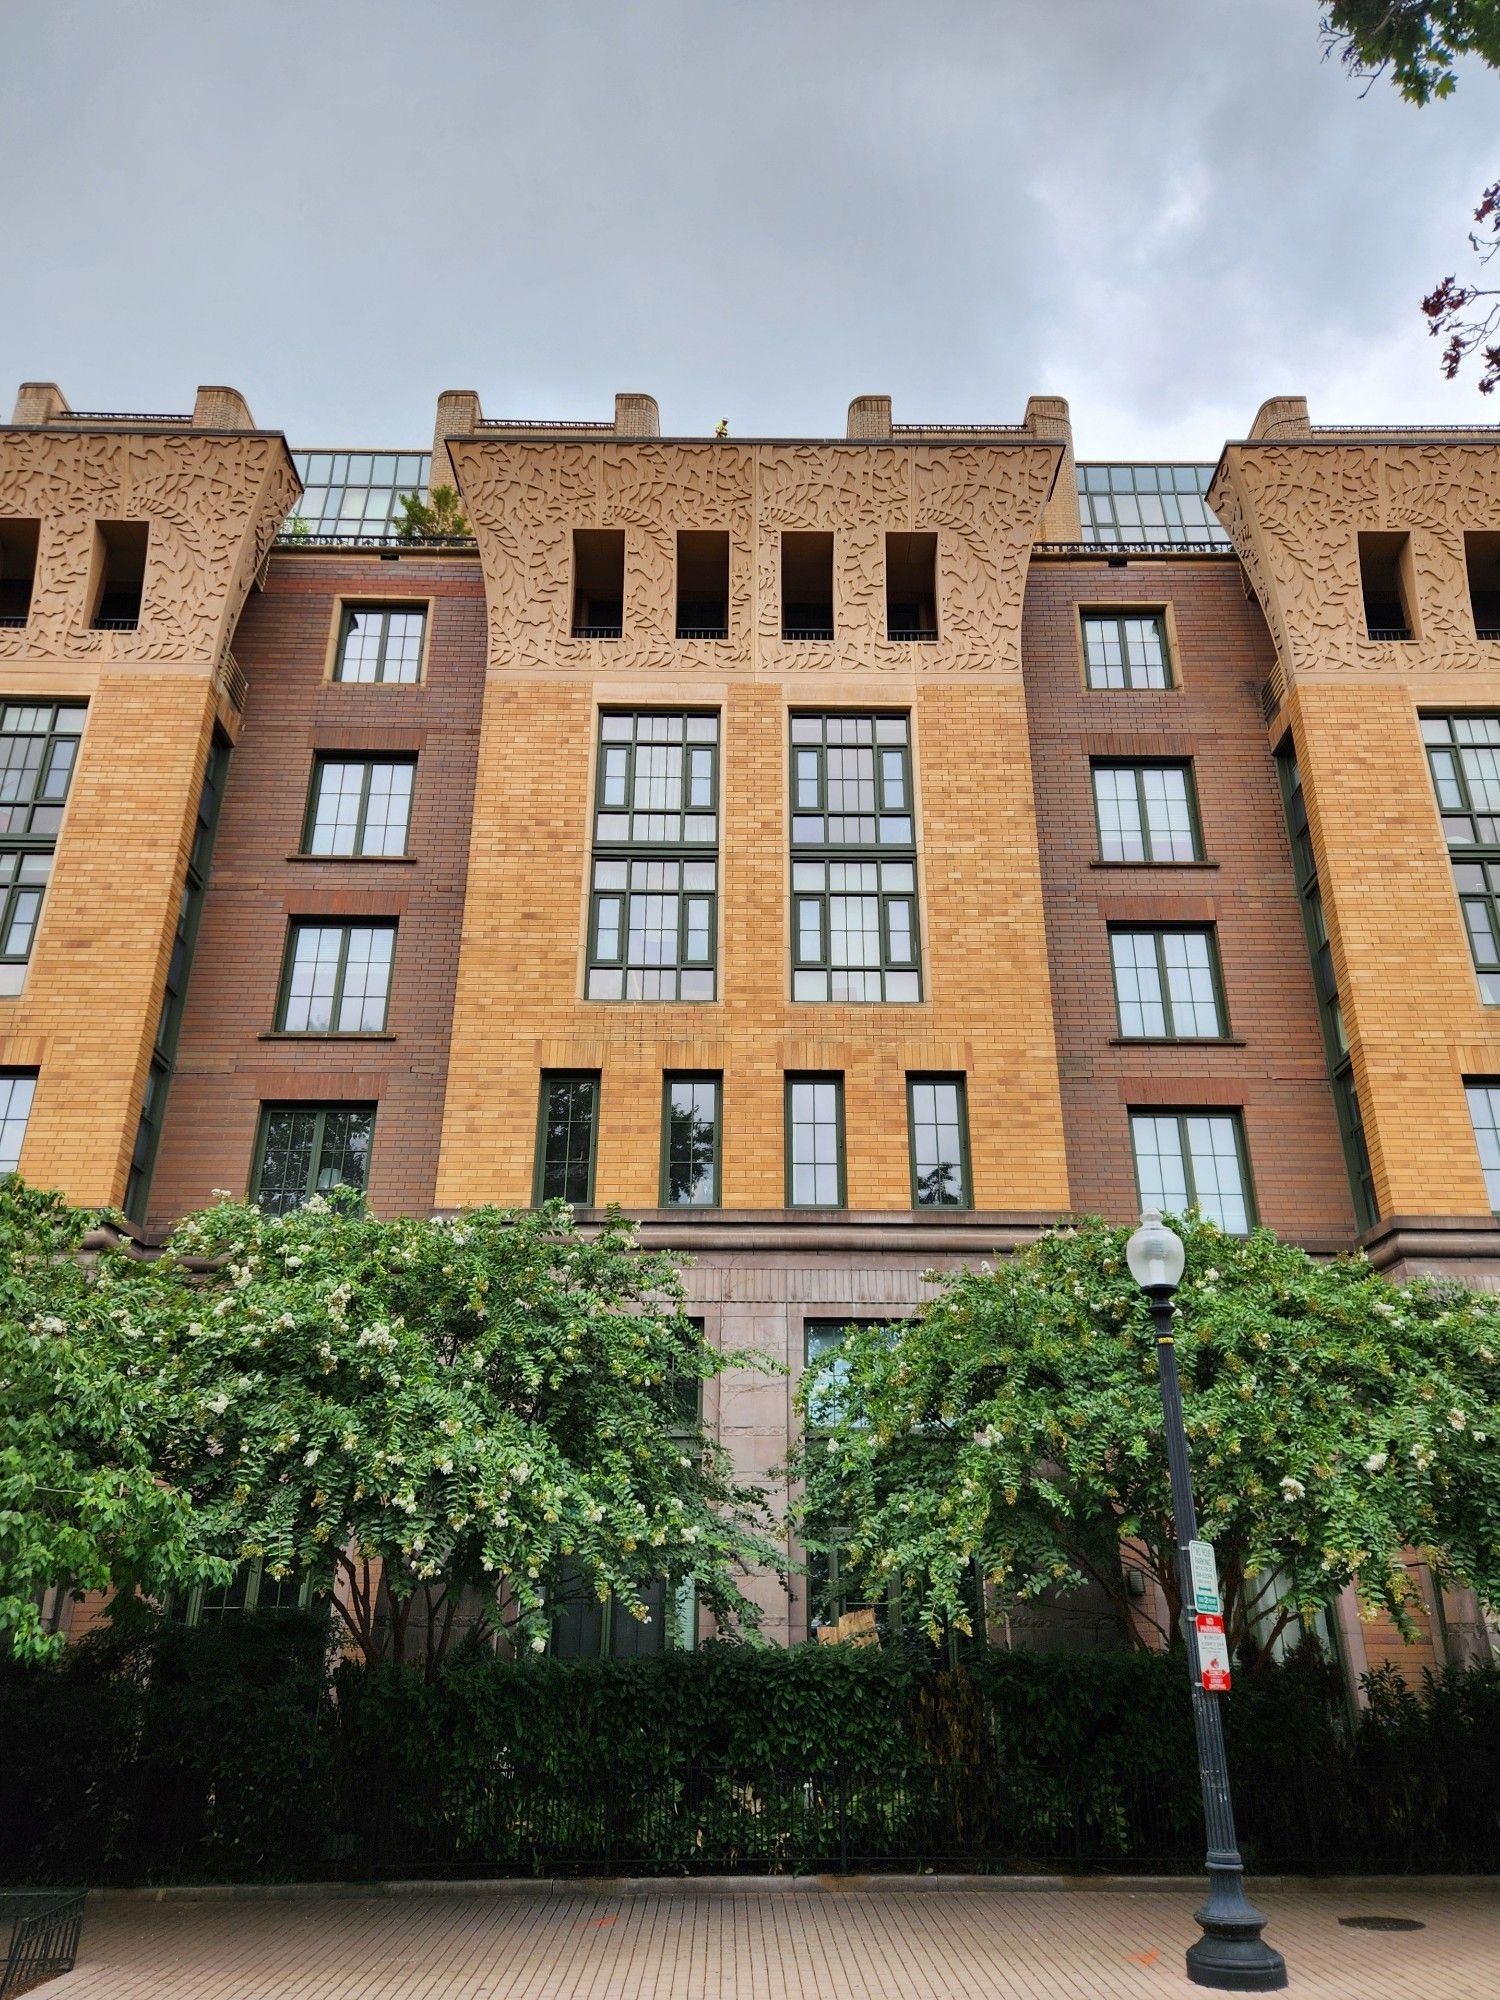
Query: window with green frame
[
  {"left": 1130, "top": 1109, "right": 1254, "bottom": 1235},
  {"left": 661, "top": 1074, "right": 720, "bottom": 1206},
  {"left": 907, "top": 1075, "right": 971, "bottom": 1208},
  {"left": 1464, "top": 1080, "right": 1500, "bottom": 1211},
  {"left": 0, "top": 1071, "right": 36, "bottom": 1174},
  {"left": 276, "top": 922, "right": 395, "bottom": 1033},
  {"left": 253, "top": 1104, "right": 375, "bottom": 1215},
  {"left": 0, "top": 701, "right": 85, "bottom": 996},
  {"left": 1091, "top": 762, "right": 1201, "bottom": 862},
  {"left": 549, "top": 1562, "right": 698, "bottom": 1657},
  {"left": 802, "top": 1318, "right": 897, "bottom": 1635},
  {"left": 587, "top": 711, "right": 718, "bottom": 1001},
  {"left": 1109, "top": 927, "right": 1226, "bottom": 1039},
  {"left": 535, "top": 1072, "right": 599, "bottom": 1204},
  {"left": 1422, "top": 714, "right": 1500, "bottom": 1002},
  {"left": 303, "top": 757, "right": 414, "bottom": 856},
  {"left": 1081, "top": 611, "right": 1171, "bottom": 689},
  {"left": 186, "top": 1561, "right": 314, "bottom": 1625},
  {"left": 790, "top": 712, "right": 920, "bottom": 1002},
  {"left": 332, "top": 604, "right": 425, "bottom": 684},
  {"left": 786, "top": 1074, "right": 844, "bottom": 1207},
  {"left": 1277, "top": 747, "right": 1376, "bottom": 1227}
]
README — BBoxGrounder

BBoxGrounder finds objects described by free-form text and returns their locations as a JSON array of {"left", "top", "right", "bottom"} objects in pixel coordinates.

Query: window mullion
[
  {"left": 373, "top": 614, "right": 390, "bottom": 684},
  {"left": 353, "top": 766, "right": 373, "bottom": 854},
  {"left": 307, "top": 1110, "right": 328, "bottom": 1203},
  {"left": 1155, "top": 933, "right": 1174, "bottom": 1037},
  {"left": 1135, "top": 768, "right": 1153, "bottom": 860},
  {"left": 1178, "top": 1116, "right": 1198, "bottom": 1212}
]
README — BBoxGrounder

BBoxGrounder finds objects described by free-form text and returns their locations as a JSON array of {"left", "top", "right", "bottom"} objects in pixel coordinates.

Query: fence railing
[
  {"left": 0, "top": 1892, "right": 86, "bottom": 1999},
  {"left": 327, "top": 1752, "right": 1500, "bottom": 1881}
]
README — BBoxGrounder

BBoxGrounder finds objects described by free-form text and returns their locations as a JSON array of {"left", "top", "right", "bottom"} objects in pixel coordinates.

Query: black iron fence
[
  {"left": 0, "top": 1893, "right": 85, "bottom": 1999},
  {"left": 328, "top": 1750, "right": 1500, "bottom": 1881}
]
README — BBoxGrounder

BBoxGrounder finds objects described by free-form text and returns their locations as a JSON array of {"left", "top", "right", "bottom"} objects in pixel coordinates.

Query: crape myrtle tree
[
  {"left": 1, "top": 1181, "right": 783, "bottom": 1673},
  {"left": 0, "top": 1182, "right": 222, "bottom": 1661},
  {"left": 796, "top": 1217, "right": 1500, "bottom": 1669}
]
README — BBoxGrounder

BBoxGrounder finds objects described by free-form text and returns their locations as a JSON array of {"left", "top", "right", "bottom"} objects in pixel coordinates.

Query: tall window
[
  {"left": 1092, "top": 763, "right": 1200, "bottom": 863},
  {"left": 1423, "top": 715, "right": 1500, "bottom": 1003},
  {"left": 786, "top": 1075, "right": 844, "bottom": 1207},
  {"left": 1110, "top": 929, "right": 1226, "bottom": 1040},
  {"left": 803, "top": 1319, "right": 900, "bottom": 1636},
  {"left": 1131, "top": 1111, "right": 1253, "bottom": 1235},
  {"left": 0, "top": 1071, "right": 36, "bottom": 1174},
  {"left": 907, "top": 1076, "right": 970, "bottom": 1208},
  {"left": 253, "top": 1105, "right": 374, "bottom": 1215},
  {"left": 587, "top": 712, "right": 718, "bottom": 1001},
  {"left": 1081, "top": 612, "right": 1171, "bottom": 689},
  {"left": 661, "top": 1075, "right": 720, "bottom": 1206},
  {"left": 304, "top": 758, "right": 413, "bottom": 857},
  {"left": 332, "top": 605, "right": 425, "bottom": 684},
  {"left": 276, "top": 923, "right": 394, "bottom": 1033},
  {"left": 536, "top": 1073, "right": 600, "bottom": 1204},
  {"left": 1278, "top": 748, "right": 1376, "bottom": 1230},
  {"left": 290, "top": 452, "right": 431, "bottom": 540},
  {"left": 0, "top": 702, "right": 85, "bottom": 996},
  {"left": 1465, "top": 1081, "right": 1500, "bottom": 1211},
  {"left": 790, "top": 713, "right": 920, "bottom": 1002}
]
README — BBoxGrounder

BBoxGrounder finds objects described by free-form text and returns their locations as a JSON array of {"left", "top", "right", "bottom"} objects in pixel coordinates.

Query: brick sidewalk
[{"left": 57, "top": 1883, "right": 1500, "bottom": 2000}]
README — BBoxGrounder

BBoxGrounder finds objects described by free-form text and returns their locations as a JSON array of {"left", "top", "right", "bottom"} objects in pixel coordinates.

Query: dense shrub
[{"left": 1, "top": 1624, "right": 1495, "bottom": 1883}]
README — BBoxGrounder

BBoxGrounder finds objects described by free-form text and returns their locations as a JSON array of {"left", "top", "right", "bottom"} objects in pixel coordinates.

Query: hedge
[{"left": 1, "top": 1620, "right": 1496, "bottom": 1882}]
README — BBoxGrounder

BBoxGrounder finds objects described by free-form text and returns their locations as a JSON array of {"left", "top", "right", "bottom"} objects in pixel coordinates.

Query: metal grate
[
  {"left": 1367, "top": 627, "right": 1412, "bottom": 642},
  {"left": 783, "top": 625, "right": 833, "bottom": 641},
  {"left": 572, "top": 622, "right": 623, "bottom": 639},
  {"left": 676, "top": 625, "right": 728, "bottom": 640},
  {"left": 1337, "top": 1915, "right": 1426, "bottom": 1931}
]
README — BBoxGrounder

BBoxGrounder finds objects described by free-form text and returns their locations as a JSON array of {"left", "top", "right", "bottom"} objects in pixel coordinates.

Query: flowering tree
[
  {"left": 0, "top": 1182, "right": 220, "bottom": 1660},
  {"left": 1, "top": 1184, "right": 783, "bottom": 1672},
  {"left": 796, "top": 1217, "right": 1500, "bottom": 1667}
]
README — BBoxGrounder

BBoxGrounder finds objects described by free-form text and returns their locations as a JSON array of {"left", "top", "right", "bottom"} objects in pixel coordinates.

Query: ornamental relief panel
[
  {"left": 1211, "top": 442, "right": 1500, "bottom": 679},
  {"left": 0, "top": 430, "right": 298, "bottom": 666},
  {"left": 453, "top": 438, "right": 1058, "bottom": 677}
]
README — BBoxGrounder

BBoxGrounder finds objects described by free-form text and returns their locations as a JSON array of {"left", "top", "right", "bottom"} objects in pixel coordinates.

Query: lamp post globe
[{"left": 1129, "top": 1210, "right": 1287, "bottom": 1993}]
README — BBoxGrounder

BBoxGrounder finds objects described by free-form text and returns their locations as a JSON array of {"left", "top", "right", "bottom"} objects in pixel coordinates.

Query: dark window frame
[
  {"left": 1090, "top": 759, "right": 1203, "bottom": 863},
  {"left": 250, "top": 1102, "right": 376, "bottom": 1215},
  {"left": 1080, "top": 609, "right": 1173, "bottom": 690},
  {"left": 275, "top": 920, "right": 396, "bottom": 1034},
  {"left": 660, "top": 1073, "right": 722, "bottom": 1208},
  {"left": 302, "top": 755, "right": 416, "bottom": 858},
  {"left": 784, "top": 1072, "right": 846, "bottom": 1209},
  {"left": 332, "top": 602, "right": 427, "bottom": 685},
  {"left": 534, "top": 1070, "right": 601, "bottom": 1206},
  {"left": 1128, "top": 1107, "right": 1257, "bottom": 1235},
  {"left": 1108, "top": 925, "right": 1229, "bottom": 1041},
  {"left": 906, "top": 1073, "right": 972, "bottom": 1210}
]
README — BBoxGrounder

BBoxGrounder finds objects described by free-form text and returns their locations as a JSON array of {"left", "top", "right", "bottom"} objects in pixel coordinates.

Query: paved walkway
[{"left": 57, "top": 1882, "right": 1500, "bottom": 2000}]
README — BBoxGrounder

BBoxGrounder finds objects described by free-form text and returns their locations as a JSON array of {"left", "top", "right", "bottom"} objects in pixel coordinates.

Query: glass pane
[
  {"left": 541, "top": 1077, "right": 597, "bottom": 1202},
  {"left": 665, "top": 1077, "right": 718, "bottom": 1205}
]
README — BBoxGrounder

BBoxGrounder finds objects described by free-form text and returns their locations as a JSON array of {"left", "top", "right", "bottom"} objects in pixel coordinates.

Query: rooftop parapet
[{"left": 10, "top": 383, "right": 260, "bottom": 430}]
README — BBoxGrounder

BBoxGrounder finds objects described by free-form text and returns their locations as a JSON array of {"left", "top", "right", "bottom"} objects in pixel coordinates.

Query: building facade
[{"left": 4, "top": 378, "right": 1497, "bottom": 1674}]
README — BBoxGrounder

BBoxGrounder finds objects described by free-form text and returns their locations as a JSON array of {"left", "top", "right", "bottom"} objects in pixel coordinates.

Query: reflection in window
[
  {"left": 305, "top": 758, "right": 414, "bottom": 857},
  {"left": 1110, "top": 929, "right": 1224, "bottom": 1040},
  {"left": 0, "top": 703, "right": 85, "bottom": 997},
  {"left": 254, "top": 1105, "right": 374, "bottom": 1215},
  {"left": 908, "top": 1076, "right": 970, "bottom": 1207},
  {"left": 1092, "top": 763, "right": 1199, "bottom": 863},
  {"left": 536, "top": 1073, "right": 599, "bottom": 1204},
  {"left": 663, "top": 1075, "right": 720, "bottom": 1206},
  {"left": 1082, "top": 613, "right": 1170, "bottom": 689},
  {"left": 333, "top": 605, "right": 426, "bottom": 684},
  {"left": 787, "top": 1075, "right": 844, "bottom": 1207},
  {"left": 1131, "top": 1110, "right": 1252, "bottom": 1235},
  {"left": 278, "top": 924, "right": 394, "bottom": 1033},
  {"left": 0, "top": 1071, "right": 36, "bottom": 1173}
]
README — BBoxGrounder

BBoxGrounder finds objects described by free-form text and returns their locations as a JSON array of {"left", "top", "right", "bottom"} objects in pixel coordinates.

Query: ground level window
[
  {"left": 1130, "top": 1110, "right": 1253, "bottom": 1234},
  {"left": 549, "top": 1558, "right": 697, "bottom": 1657},
  {"left": 536, "top": 1073, "right": 599, "bottom": 1204},
  {"left": 907, "top": 1075, "right": 970, "bottom": 1208},
  {"left": 253, "top": 1104, "right": 375, "bottom": 1215},
  {"left": 182, "top": 1561, "right": 313, "bottom": 1625}
]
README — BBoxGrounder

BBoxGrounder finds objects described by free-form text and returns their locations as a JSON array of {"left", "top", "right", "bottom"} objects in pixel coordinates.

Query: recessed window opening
[
  {"left": 782, "top": 532, "right": 834, "bottom": 641},
  {"left": 572, "top": 530, "right": 625, "bottom": 638},
  {"left": 1358, "top": 532, "right": 1415, "bottom": 641},
  {"left": 0, "top": 522, "right": 39, "bottom": 627},
  {"left": 886, "top": 532, "right": 937, "bottom": 640},
  {"left": 676, "top": 531, "right": 729, "bottom": 639},
  {"left": 1465, "top": 533, "right": 1500, "bottom": 640},
  {"left": 91, "top": 521, "right": 148, "bottom": 630}
]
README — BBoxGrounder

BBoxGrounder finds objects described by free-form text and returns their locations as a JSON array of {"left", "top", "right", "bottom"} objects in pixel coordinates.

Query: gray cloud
[{"left": 3, "top": 0, "right": 1498, "bottom": 456}]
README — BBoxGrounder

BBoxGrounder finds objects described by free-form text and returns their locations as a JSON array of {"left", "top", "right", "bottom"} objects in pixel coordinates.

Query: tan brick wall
[
  {"left": 1290, "top": 680, "right": 1497, "bottom": 1219},
  {"left": 435, "top": 675, "right": 1070, "bottom": 1213}
]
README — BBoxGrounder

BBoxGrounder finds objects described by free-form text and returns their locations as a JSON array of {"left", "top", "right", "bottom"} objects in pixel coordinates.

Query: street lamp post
[{"left": 1124, "top": 1211, "right": 1288, "bottom": 1994}]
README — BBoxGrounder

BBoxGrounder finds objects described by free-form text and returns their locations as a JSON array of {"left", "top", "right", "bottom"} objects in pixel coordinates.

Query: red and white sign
[{"left": 1196, "top": 1613, "right": 1232, "bottom": 1691}]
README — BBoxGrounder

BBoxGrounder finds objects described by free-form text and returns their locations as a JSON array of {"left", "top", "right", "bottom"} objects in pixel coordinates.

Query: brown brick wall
[
  {"left": 1021, "top": 556, "right": 1357, "bottom": 1243},
  {"left": 145, "top": 551, "right": 487, "bottom": 1229}
]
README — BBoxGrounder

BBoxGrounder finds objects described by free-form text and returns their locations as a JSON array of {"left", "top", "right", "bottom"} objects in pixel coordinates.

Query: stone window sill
[
  {"left": 1090, "top": 859, "right": 1219, "bottom": 870},
  {"left": 257, "top": 1031, "right": 398, "bottom": 1042},
  {"left": 285, "top": 852, "right": 418, "bottom": 864}
]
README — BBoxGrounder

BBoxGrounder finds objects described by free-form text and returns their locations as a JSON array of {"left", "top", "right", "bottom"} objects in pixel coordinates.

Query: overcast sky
[{"left": 4, "top": 0, "right": 1498, "bottom": 458}]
